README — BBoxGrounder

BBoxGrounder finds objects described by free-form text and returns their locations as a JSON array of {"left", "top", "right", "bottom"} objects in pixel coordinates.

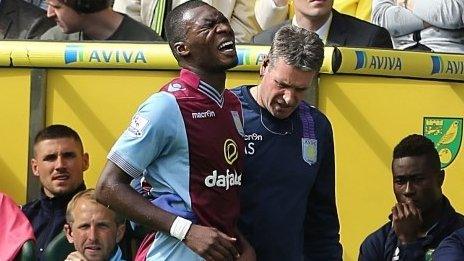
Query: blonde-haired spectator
[{"left": 64, "top": 189, "right": 126, "bottom": 261}]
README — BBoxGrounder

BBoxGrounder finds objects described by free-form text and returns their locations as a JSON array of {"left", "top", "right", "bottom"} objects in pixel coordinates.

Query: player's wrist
[{"left": 170, "top": 216, "right": 192, "bottom": 241}]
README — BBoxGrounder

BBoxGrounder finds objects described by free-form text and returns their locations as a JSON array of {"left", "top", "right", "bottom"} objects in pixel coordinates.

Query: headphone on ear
[{"left": 65, "top": 0, "right": 109, "bottom": 13}]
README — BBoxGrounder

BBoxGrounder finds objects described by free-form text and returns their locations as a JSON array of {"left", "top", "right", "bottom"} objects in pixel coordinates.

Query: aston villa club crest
[
  {"left": 302, "top": 138, "right": 317, "bottom": 165},
  {"left": 423, "top": 117, "right": 463, "bottom": 168}
]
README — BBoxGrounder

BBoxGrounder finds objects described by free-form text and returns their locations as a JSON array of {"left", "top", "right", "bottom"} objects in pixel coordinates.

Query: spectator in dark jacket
[
  {"left": 252, "top": 0, "right": 392, "bottom": 48},
  {"left": 359, "top": 134, "right": 464, "bottom": 260},
  {"left": 22, "top": 124, "right": 88, "bottom": 260}
]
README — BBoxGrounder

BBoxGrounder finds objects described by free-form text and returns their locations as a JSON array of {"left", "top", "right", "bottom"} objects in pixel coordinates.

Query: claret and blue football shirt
[{"left": 109, "top": 69, "right": 244, "bottom": 260}]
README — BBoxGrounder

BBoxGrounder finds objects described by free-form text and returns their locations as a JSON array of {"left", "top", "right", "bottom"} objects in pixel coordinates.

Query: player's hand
[
  {"left": 184, "top": 224, "right": 240, "bottom": 261},
  {"left": 392, "top": 202, "right": 422, "bottom": 244},
  {"left": 65, "top": 251, "right": 88, "bottom": 261}
]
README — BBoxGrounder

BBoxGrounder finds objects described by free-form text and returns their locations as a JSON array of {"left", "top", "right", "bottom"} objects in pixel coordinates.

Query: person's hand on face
[{"left": 392, "top": 202, "right": 423, "bottom": 244}]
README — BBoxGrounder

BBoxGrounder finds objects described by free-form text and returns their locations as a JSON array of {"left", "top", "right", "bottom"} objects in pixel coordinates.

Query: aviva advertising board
[
  {"left": 4, "top": 41, "right": 271, "bottom": 71},
  {"left": 1, "top": 41, "right": 335, "bottom": 73},
  {"left": 64, "top": 45, "right": 148, "bottom": 65},
  {"left": 430, "top": 55, "right": 464, "bottom": 77},
  {"left": 6, "top": 41, "right": 179, "bottom": 69},
  {"left": 337, "top": 47, "right": 464, "bottom": 81}
]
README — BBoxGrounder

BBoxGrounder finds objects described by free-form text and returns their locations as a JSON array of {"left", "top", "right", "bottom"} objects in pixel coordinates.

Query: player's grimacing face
[{"left": 182, "top": 5, "right": 238, "bottom": 72}]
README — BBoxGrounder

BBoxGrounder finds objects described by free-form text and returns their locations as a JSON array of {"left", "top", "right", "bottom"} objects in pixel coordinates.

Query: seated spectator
[
  {"left": 359, "top": 134, "right": 464, "bottom": 260},
  {"left": 255, "top": 0, "right": 371, "bottom": 27},
  {"left": 0, "top": 0, "right": 55, "bottom": 39},
  {"left": 22, "top": 124, "right": 88, "bottom": 260},
  {"left": 434, "top": 227, "right": 464, "bottom": 260},
  {"left": 253, "top": 0, "right": 392, "bottom": 48},
  {"left": 64, "top": 189, "right": 126, "bottom": 261},
  {"left": 372, "top": 0, "right": 464, "bottom": 53},
  {"left": 41, "top": 0, "right": 162, "bottom": 41},
  {"left": 0, "top": 192, "right": 35, "bottom": 260},
  {"left": 112, "top": 0, "right": 260, "bottom": 42}
]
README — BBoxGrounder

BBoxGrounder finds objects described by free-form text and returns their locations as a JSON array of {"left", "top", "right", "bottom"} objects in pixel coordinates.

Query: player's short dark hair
[
  {"left": 34, "top": 124, "right": 83, "bottom": 152},
  {"left": 164, "top": 0, "right": 209, "bottom": 59},
  {"left": 393, "top": 134, "right": 441, "bottom": 170}
]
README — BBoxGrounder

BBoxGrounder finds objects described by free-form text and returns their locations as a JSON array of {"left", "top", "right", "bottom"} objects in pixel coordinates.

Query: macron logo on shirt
[{"left": 192, "top": 110, "right": 216, "bottom": 119}]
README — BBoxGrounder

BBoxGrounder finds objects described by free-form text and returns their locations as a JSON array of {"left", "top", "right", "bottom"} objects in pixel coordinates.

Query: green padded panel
[
  {"left": 42, "top": 231, "right": 75, "bottom": 261},
  {"left": 16, "top": 239, "right": 36, "bottom": 261}
]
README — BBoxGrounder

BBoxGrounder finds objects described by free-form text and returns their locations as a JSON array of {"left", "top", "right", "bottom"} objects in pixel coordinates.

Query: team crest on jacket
[
  {"left": 423, "top": 117, "right": 463, "bottom": 169},
  {"left": 302, "top": 138, "right": 317, "bottom": 165}
]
